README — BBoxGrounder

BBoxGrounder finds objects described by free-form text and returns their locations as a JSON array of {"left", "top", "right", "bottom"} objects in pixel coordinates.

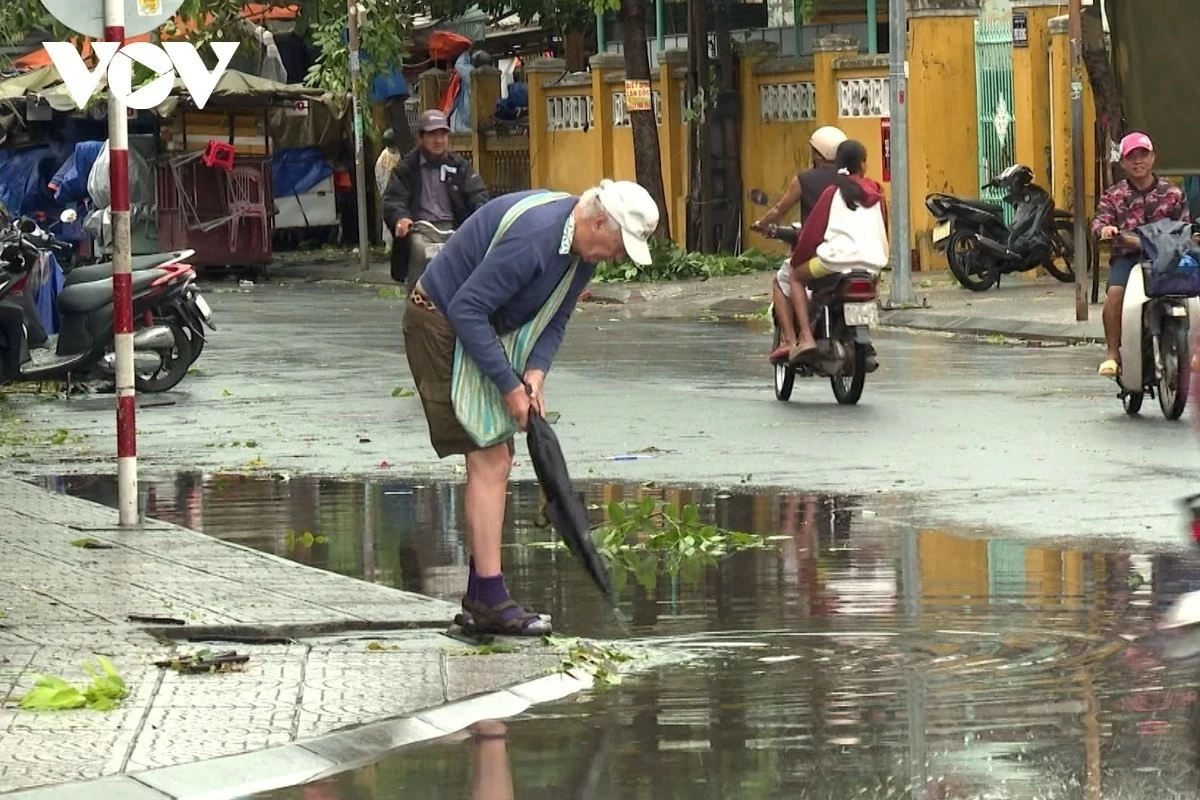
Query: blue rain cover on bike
[{"left": 1138, "top": 219, "right": 1200, "bottom": 297}]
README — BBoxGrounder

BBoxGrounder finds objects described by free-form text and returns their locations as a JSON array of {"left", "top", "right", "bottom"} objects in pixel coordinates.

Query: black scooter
[{"left": 926, "top": 164, "right": 1085, "bottom": 292}]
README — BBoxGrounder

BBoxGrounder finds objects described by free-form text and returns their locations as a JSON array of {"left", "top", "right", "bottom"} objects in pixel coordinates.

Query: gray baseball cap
[{"left": 419, "top": 110, "right": 451, "bottom": 133}]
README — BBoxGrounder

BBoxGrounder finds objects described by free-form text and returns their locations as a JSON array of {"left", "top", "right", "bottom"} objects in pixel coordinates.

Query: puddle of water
[{"left": 45, "top": 474, "right": 1200, "bottom": 797}]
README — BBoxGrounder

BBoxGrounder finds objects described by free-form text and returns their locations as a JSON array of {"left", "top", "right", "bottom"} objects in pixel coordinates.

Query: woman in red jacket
[{"left": 781, "top": 140, "right": 890, "bottom": 364}]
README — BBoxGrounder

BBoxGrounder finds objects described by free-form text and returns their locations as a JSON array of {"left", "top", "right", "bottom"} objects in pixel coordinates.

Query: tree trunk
[
  {"left": 714, "top": 0, "right": 740, "bottom": 253},
  {"left": 618, "top": 0, "right": 671, "bottom": 240},
  {"left": 563, "top": 29, "right": 588, "bottom": 73},
  {"left": 1082, "top": 3, "right": 1122, "bottom": 142}
]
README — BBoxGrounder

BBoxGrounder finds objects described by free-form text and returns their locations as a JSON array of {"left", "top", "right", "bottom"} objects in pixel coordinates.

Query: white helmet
[{"left": 810, "top": 126, "right": 848, "bottom": 162}]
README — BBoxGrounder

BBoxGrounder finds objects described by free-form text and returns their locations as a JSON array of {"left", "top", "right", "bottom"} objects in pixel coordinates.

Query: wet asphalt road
[{"left": 6, "top": 280, "right": 1200, "bottom": 547}]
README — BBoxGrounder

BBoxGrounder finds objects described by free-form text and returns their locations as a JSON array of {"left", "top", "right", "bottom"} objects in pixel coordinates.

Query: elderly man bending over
[{"left": 404, "top": 181, "right": 658, "bottom": 635}]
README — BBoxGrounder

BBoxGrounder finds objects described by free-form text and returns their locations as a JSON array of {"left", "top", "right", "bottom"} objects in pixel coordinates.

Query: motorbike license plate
[
  {"left": 933, "top": 220, "right": 952, "bottom": 243},
  {"left": 193, "top": 293, "right": 212, "bottom": 320},
  {"left": 844, "top": 302, "right": 878, "bottom": 327}
]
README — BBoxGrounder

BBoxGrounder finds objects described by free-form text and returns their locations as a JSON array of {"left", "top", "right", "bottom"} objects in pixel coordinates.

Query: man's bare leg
[
  {"left": 1101, "top": 286, "right": 1124, "bottom": 374},
  {"left": 465, "top": 444, "right": 510, "bottom": 576},
  {"left": 462, "top": 443, "right": 550, "bottom": 633}
]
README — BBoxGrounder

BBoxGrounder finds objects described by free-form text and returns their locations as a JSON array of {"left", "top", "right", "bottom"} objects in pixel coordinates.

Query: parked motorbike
[
  {"left": 0, "top": 215, "right": 197, "bottom": 392},
  {"left": 1110, "top": 227, "right": 1200, "bottom": 420},
  {"left": 406, "top": 220, "right": 454, "bottom": 293},
  {"left": 749, "top": 190, "right": 880, "bottom": 406},
  {"left": 926, "top": 164, "right": 1085, "bottom": 292},
  {"left": 61, "top": 249, "right": 212, "bottom": 367}
]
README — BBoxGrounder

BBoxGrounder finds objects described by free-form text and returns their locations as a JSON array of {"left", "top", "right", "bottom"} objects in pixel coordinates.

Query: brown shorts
[{"left": 403, "top": 293, "right": 514, "bottom": 459}]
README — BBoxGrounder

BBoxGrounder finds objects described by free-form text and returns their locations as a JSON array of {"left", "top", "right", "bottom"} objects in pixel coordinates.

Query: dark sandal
[{"left": 460, "top": 597, "right": 552, "bottom": 636}]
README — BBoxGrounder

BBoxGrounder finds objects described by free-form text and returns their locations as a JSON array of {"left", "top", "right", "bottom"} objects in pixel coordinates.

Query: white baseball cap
[
  {"left": 595, "top": 179, "right": 658, "bottom": 266},
  {"left": 810, "top": 126, "right": 848, "bottom": 161}
]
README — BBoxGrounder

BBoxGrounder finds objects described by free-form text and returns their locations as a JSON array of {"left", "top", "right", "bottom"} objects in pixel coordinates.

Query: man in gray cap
[{"left": 383, "top": 109, "right": 489, "bottom": 287}]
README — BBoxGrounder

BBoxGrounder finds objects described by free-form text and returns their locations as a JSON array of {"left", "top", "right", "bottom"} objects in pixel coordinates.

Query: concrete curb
[
  {"left": 4, "top": 672, "right": 594, "bottom": 800},
  {"left": 879, "top": 309, "right": 1105, "bottom": 344}
]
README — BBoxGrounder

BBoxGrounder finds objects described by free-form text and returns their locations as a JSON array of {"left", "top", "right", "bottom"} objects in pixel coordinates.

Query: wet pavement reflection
[{"left": 45, "top": 474, "right": 1200, "bottom": 798}]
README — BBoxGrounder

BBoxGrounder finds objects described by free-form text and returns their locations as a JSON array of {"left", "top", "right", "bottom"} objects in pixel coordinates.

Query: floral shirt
[{"left": 1091, "top": 177, "right": 1190, "bottom": 257}]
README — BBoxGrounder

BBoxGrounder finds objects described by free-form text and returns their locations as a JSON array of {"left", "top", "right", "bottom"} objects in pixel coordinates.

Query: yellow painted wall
[
  {"left": 542, "top": 127, "right": 599, "bottom": 196},
  {"left": 1049, "top": 21, "right": 1098, "bottom": 214},
  {"left": 909, "top": 13, "right": 981, "bottom": 272},
  {"left": 1012, "top": 6, "right": 1058, "bottom": 194},
  {"left": 521, "top": 11, "right": 1097, "bottom": 272}
]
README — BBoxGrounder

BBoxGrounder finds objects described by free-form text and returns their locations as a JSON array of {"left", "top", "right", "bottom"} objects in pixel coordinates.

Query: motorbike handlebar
[{"left": 413, "top": 220, "right": 454, "bottom": 237}]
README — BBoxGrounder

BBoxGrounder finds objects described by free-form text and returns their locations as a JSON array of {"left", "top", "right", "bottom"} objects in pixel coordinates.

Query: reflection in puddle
[{"left": 44, "top": 474, "right": 1200, "bottom": 798}]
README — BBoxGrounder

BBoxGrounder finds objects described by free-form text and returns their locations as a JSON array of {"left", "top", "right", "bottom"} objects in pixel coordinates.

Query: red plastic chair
[
  {"left": 201, "top": 140, "right": 236, "bottom": 172},
  {"left": 226, "top": 166, "right": 268, "bottom": 252}
]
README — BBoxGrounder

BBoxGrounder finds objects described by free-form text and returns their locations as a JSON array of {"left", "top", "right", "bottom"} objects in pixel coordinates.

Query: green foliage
[
  {"left": 17, "top": 656, "right": 127, "bottom": 712},
  {"left": 285, "top": 528, "right": 328, "bottom": 551},
  {"left": 543, "top": 636, "right": 631, "bottom": 685},
  {"left": 593, "top": 238, "right": 777, "bottom": 283},
  {"left": 594, "top": 500, "right": 769, "bottom": 592}
]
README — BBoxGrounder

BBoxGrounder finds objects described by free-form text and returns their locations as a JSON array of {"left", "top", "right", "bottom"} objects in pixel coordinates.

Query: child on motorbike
[{"left": 785, "top": 139, "right": 889, "bottom": 364}]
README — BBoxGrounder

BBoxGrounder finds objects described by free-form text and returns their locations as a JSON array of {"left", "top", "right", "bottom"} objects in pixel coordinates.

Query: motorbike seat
[
  {"left": 57, "top": 270, "right": 163, "bottom": 314},
  {"left": 809, "top": 268, "right": 876, "bottom": 301},
  {"left": 958, "top": 198, "right": 1005, "bottom": 215},
  {"left": 64, "top": 252, "right": 187, "bottom": 287}
]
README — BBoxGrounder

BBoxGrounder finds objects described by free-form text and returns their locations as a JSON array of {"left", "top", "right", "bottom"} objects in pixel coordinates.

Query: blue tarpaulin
[
  {"left": 271, "top": 148, "right": 333, "bottom": 198},
  {"left": 0, "top": 146, "right": 65, "bottom": 219},
  {"left": 50, "top": 141, "right": 104, "bottom": 205},
  {"left": 370, "top": 70, "right": 410, "bottom": 103}
]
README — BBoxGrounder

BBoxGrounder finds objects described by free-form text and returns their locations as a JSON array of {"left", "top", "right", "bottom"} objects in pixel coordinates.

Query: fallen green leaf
[{"left": 391, "top": 387, "right": 415, "bottom": 398}]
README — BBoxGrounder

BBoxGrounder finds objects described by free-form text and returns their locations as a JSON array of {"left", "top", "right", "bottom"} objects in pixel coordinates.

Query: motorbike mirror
[
  {"left": 749, "top": 189, "right": 770, "bottom": 207},
  {"left": 59, "top": 209, "right": 77, "bottom": 224}
]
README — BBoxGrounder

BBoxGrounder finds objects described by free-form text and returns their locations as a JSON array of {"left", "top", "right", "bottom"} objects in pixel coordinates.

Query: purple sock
[
  {"left": 475, "top": 574, "right": 510, "bottom": 608},
  {"left": 467, "top": 558, "right": 479, "bottom": 599}
]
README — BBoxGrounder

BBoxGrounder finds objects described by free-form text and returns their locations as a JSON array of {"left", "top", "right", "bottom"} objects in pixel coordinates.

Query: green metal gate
[{"left": 975, "top": 20, "right": 1016, "bottom": 222}]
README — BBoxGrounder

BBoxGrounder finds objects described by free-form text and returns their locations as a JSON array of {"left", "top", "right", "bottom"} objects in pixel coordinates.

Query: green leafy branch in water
[
  {"left": 543, "top": 636, "right": 632, "bottom": 685},
  {"left": 285, "top": 529, "right": 328, "bottom": 552},
  {"left": 14, "top": 656, "right": 127, "bottom": 712},
  {"left": 594, "top": 500, "right": 770, "bottom": 592},
  {"left": 593, "top": 239, "right": 777, "bottom": 283}
]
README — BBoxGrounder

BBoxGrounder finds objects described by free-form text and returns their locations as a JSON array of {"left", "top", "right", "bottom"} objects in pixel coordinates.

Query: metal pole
[
  {"left": 656, "top": 0, "right": 665, "bottom": 52},
  {"left": 887, "top": 0, "right": 916, "bottom": 307},
  {"left": 347, "top": 0, "right": 370, "bottom": 273},
  {"left": 1069, "top": 0, "right": 1088, "bottom": 321},
  {"left": 596, "top": 12, "right": 606, "bottom": 52},
  {"left": 867, "top": 0, "right": 878, "bottom": 55},
  {"left": 105, "top": 0, "right": 137, "bottom": 526}
]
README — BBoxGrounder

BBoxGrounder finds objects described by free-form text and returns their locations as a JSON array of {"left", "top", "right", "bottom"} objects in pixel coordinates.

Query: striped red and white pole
[{"left": 105, "top": 3, "right": 138, "bottom": 526}]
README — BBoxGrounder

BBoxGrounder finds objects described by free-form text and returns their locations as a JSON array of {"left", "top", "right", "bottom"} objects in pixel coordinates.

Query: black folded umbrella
[{"left": 527, "top": 410, "right": 612, "bottom": 599}]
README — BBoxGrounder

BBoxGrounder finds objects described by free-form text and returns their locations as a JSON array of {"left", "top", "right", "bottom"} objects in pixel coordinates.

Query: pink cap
[{"left": 1120, "top": 132, "right": 1154, "bottom": 159}]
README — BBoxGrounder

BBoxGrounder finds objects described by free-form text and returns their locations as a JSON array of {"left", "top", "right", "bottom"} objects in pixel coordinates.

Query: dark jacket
[
  {"left": 382, "top": 149, "right": 488, "bottom": 282},
  {"left": 382, "top": 149, "right": 489, "bottom": 234}
]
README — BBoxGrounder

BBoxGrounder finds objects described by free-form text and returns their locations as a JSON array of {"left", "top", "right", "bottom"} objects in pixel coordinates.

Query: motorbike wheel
[
  {"left": 135, "top": 319, "right": 192, "bottom": 394},
  {"left": 1158, "top": 320, "right": 1190, "bottom": 420},
  {"left": 1123, "top": 391, "right": 1144, "bottom": 416},
  {"left": 772, "top": 326, "right": 795, "bottom": 402},
  {"left": 947, "top": 231, "right": 997, "bottom": 292},
  {"left": 1045, "top": 220, "right": 1080, "bottom": 283},
  {"left": 830, "top": 342, "right": 867, "bottom": 405}
]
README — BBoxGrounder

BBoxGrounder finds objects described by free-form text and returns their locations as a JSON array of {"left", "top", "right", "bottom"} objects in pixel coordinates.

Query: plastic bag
[{"left": 87, "top": 141, "right": 153, "bottom": 211}]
